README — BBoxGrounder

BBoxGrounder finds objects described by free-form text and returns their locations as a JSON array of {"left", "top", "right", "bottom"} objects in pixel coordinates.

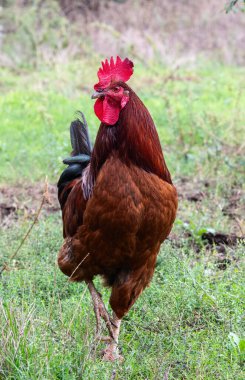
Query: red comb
[{"left": 94, "top": 56, "right": 134, "bottom": 90}]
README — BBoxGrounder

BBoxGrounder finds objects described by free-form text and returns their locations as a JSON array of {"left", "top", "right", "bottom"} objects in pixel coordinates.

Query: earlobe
[{"left": 121, "top": 94, "right": 129, "bottom": 109}]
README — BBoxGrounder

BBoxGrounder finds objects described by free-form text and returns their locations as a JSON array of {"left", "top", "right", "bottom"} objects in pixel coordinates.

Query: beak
[{"left": 91, "top": 91, "right": 104, "bottom": 99}]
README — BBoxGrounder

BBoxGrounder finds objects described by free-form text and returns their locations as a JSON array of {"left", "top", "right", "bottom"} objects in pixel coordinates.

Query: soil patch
[
  {"left": 201, "top": 231, "right": 243, "bottom": 247},
  {"left": 1, "top": 178, "right": 209, "bottom": 225},
  {"left": 176, "top": 177, "right": 210, "bottom": 203},
  {"left": 222, "top": 187, "right": 244, "bottom": 220},
  {"left": 1, "top": 180, "right": 244, "bottom": 264},
  {"left": 0, "top": 183, "right": 59, "bottom": 227}
]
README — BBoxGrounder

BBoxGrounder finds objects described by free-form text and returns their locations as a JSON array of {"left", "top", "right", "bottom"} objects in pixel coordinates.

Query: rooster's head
[{"left": 92, "top": 56, "right": 134, "bottom": 125}]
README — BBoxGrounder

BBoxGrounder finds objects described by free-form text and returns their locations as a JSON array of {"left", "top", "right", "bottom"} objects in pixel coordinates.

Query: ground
[{"left": 0, "top": 59, "right": 244, "bottom": 379}]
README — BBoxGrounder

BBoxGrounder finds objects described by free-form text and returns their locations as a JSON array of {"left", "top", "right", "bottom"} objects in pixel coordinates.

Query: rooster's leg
[
  {"left": 86, "top": 280, "right": 102, "bottom": 337},
  {"left": 86, "top": 280, "right": 115, "bottom": 340},
  {"left": 102, "top": 312, "right": 123, "bottom": 362}
]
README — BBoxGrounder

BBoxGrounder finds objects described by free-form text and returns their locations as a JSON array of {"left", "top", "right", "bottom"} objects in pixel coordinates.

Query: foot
[
  {"left": 101, "top": 346, "right": 124, "bottom": 362},
  {"left": 86, "top": 281, "right": 123, "bottom": 361},
  {"left": 101, "top": 312, "right": 123, "bottom": 362}
]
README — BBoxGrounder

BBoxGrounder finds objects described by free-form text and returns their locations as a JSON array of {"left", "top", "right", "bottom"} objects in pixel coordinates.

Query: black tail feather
[
  {"left": 70, "top": 111, "right": 92, "bottom": 157},
  {"left": 57, "top": 111, "right": 92, "bottom": 208}
]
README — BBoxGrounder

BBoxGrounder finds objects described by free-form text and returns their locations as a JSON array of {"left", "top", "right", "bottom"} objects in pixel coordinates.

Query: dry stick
[
  {"left": 0, "top": 178, "right": 50, "bottom": 276},
  {"left": 68, "top": 252, "right": 90, "bottom": 281},
  {"left": 234, "top": 217, "right": 244, "bottom": 236}
]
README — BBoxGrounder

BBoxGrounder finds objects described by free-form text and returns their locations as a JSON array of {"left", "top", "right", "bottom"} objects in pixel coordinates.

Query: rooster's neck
[{"left": 90, "top": 90, "right": 172, "bottom": 185}]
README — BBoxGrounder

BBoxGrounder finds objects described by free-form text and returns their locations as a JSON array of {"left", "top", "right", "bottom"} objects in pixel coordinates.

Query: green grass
[
  {"left": 0, "top": 60, "right": 244, "bottom": 184},
  {"left": 0, "top": 216, "right": 244, "bottom": 379},
  {"left": 0, "top": 58, "right": 244, "bottom": 379}
]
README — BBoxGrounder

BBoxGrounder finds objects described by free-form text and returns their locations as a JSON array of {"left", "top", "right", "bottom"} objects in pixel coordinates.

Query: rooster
[{"left": 57, "top": 56, "right": 178, "bottom": 361}]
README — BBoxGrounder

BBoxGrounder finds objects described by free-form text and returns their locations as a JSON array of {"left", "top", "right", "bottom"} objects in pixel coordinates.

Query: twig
[
  {"left": 68, "top": 252, "right": 90, "bottom": 280},
  {"left": 0, "top": 178, "right": 50, "bottom": 276},
  {"left": 234, "top": 217, "right": 244, "bottom": 236}
]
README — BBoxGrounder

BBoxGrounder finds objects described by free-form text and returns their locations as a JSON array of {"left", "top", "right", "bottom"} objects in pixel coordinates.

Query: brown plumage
[{"left": 57, "top": 57, "right": 178, "bottom": 361}]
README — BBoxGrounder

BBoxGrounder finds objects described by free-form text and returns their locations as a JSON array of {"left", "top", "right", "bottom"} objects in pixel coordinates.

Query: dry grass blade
[
  {"left": 0, "top": 178, "right": 50, "bottom": 276},
  {"left": 68, "top": 252, "right": 91, "bottom": 281}
]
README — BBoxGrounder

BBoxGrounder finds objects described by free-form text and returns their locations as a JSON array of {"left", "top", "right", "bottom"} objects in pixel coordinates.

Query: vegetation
[
  {"left": 0, "top": 222, "right": 244, "bottom": 379},
  {"left": 226, "top": 0, "right": 245, "bottom": 13},
  {"left": 0, "top": 1, "right": 244, "bottom": 379}
]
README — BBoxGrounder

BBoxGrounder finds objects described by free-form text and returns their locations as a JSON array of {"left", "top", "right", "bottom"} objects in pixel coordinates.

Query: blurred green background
[{"left": 0, "top": 1, "right": 244, "bottom": 379}]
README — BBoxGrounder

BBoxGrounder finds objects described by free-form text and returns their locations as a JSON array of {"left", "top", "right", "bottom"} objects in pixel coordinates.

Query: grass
[
  {"left": 0, "top": 57, "right": 244, "bottom": 379},
  {"left": 0, "top": 219, "right": 244, "bottom": 379},
  {"left": 1, "top": 60, "right": 244, "bottom": 184}
]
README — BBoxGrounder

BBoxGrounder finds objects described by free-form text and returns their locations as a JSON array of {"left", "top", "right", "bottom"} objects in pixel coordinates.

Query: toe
[{"left": 101, "top": 347, "right": 124, "bottom": 362}]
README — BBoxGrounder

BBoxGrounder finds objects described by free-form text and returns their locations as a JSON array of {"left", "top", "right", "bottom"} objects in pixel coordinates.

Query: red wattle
[
  {"left": 94, "top": 97, "right": 120, "bottom": 125},
  {"left": 94, "top": 98, "right": 103, "bottom": 122}
]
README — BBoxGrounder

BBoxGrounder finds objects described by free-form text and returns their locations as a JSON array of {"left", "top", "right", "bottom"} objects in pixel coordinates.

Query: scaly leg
[
  {"left": 102, "top": 311, "right": 123, "bottom": 362},
  {"left": 86, "top": 280, "right": 102, "bottom": 338},
  {"left": 86, "top": 280, "right": 115, "bottom": 340}
]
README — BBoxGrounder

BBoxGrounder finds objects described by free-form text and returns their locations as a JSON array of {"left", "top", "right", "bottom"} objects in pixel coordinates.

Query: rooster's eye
[{"left": 113, "top": 86, "right": 120, "bottom": 92}]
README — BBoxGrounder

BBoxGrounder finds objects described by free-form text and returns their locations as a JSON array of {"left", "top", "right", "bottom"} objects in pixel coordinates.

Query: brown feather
[{"left": 58, "top": 82, "right": 178, "bottom": 318}]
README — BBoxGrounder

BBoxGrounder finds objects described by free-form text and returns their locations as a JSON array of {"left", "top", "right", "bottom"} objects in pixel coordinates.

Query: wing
[
  {"left": 57, "top": 153, "right": 177, "bottom": 297},
  {"left": 61, "top": 177, "right": 87, "bottom": 237},
  {"left": 83, "top": 153, "right": 177, "bottom": 262}
]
